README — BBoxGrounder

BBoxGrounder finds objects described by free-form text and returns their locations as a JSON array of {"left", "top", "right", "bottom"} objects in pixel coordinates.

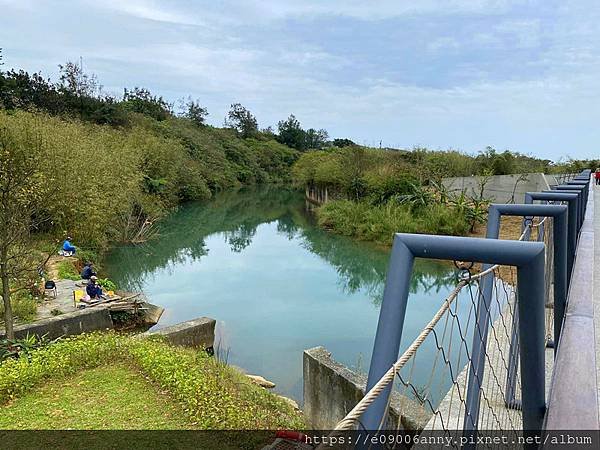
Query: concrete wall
[
  {"left": 143, "top": 317, "right": 216, "bottom": 349},
  {"left": 303, "top": 346, "right": 431, "bottom": 431},
  {"left": 442, "top": 173, "right": 558, "bottom": 204},
  {"left": 0, "top": 307, "right": 113, "bottom": 341}
]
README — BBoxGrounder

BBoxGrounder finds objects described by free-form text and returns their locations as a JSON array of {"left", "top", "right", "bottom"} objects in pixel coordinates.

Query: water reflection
[
  {"left": 107, "top": 186, "right": 456, "bottom": 304},
  {"left": 104, "top": 186, "right": 461, "bottom": 402}
]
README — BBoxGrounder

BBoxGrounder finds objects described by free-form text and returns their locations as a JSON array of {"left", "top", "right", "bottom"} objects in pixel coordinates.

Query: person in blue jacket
[
  {"left": 62, "top": 236, "right": 76, "bottom": 255},
  {"left": 86, "top": 276, "right": 103, "bottom": 299}
]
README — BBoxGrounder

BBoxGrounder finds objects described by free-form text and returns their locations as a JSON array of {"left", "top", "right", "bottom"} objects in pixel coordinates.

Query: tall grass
[
  {"left": 317, "top": 200, "right": 470, "bottom": 246},
  {"left": 0, "top": 293, "right": 37, "bottom": 323}
]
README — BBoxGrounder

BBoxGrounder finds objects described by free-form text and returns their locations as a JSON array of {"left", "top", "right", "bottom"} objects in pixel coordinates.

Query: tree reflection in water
[{"left": 105, "top": 185, "right": 456, "bottom": 303}]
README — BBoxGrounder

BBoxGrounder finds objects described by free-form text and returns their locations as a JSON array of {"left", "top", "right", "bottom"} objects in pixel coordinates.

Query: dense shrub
[
  {"left": 0, "top": 333, "right": 122, "bottom": 403},
  {"left": 0, "top": 292, "right": 37, "bottom": 323},
  {"left": 128, "top": 336, "right": 303, "bottom": 429},
  {"left": 293, "top": 145, "right": 567, "bottom": 197},
  {"left": 317, "top": 199, "right": 470, "bottom": 246},
  {"left": 0, "top": 333, "right": 303, "bottom": 430},
  {"left": 0, "top": 109, "right": 298, "bottom": 249},
  {"left": 56, "top": 260, "right": 80, "bottom": 280}
]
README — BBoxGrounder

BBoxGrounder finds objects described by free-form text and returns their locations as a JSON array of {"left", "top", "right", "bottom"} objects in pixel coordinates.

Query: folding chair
[{"left": 44, "top": 280, "right": 57, "bottom": 298}]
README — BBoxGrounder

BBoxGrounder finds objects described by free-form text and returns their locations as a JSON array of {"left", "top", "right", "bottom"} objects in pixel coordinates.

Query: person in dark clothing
[
  {"left": 86, "top": 275, "right": 103, "bottom": 299},
  {"left": 81, "top": 262, "right": 95, "bottom": 280}
]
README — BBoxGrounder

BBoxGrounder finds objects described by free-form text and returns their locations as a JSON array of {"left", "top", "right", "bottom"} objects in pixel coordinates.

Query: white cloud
[
  {"left": 239, "top": 0, "right": 523, "bottom": 21},
  {"left": 88, "top": 0, "right": 526, "bottom": 27},
  {"left": 90, "top": 0, "right": 206, "bottom": 26},
  {"left": 2, "top": 0, "right": 600, "bottom": 158}
]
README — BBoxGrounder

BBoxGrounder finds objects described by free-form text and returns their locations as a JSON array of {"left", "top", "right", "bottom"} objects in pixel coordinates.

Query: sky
[{"left": 1, "top": 0, "right": 599, "bottom": 160}]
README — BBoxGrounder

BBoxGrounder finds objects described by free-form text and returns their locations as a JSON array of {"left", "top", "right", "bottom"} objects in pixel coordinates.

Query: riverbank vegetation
[
  {"left": 1, "top": 54, "right": 596, "bottom": 333},
  {"left": 292, "top": 145, "right": 593, "bottom": 246},
  {"left": 0, "top": 332, "right": 303, "bottom": 434},
  {"left": 293, "top": 147, "right": 494, "bottom": 244},
  {"left": 0, "top": 59, "right": 300, "bottom": 336}
]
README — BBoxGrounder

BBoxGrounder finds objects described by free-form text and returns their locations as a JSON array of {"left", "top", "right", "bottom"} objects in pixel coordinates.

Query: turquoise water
[{"left": 105, "top": 187, "right": 463, "bottom": 404}]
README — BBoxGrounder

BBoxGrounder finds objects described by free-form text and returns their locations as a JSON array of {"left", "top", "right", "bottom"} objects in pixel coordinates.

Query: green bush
[
  {"left": 0, "top": 109, "right": 299, "bottom": 252},
  {"left": 0, "top": 333, "right": 122, "bottom": 403},
  {"left": 56, "top": 260, "right": 80, "bottom": 280},
  {"left": 97, "top": 278, "right": 117, "bottom": 291},
  {"left": 128, "top": 337, "right": 303, "bottom": 429},
  {"left": 0, "top": 292, "right": 37, "bottom": 323},
  {"left": 0, "top": 333, "right": 304, "bottom": 430},
  {"left": 0, "top": 334, "right": 50, "bottom": 362},
  {"left": 317, "top": 199, "right": 470, "bottom": 246}
]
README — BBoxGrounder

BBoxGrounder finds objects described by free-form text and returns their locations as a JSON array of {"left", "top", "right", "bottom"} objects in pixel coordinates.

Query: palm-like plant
[{"left": 396, "top": 183, "right": 436, "bottom": 208}]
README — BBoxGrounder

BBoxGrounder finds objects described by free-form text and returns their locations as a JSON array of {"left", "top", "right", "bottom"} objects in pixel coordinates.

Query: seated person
[
  {"left": 86, "top": 276, "right": 103, "bottom": 299},
  {"left": 62, "top": 237, "right": 76, "bottom": 255},
  {"left": 81, "top": 262, "right": 95, "bottom": 280}
]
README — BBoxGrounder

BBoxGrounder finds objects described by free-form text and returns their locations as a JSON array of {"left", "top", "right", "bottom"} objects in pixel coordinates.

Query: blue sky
[{"left": 1, "top": 0, "right": 599, "bottom": 160}]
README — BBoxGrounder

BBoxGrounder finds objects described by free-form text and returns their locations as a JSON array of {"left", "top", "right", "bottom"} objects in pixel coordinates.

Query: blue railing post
[
  {"left": 463, "top": 209, "right": 500, "bottom": 433},
  {"left": 516, "top": 244, "right": 546, "bottom": 434},
  {"left": 476, "top": 204, "right": 567, "bottom": 412},
  {"left": 478, "top": 204, "right": 568, "bottom": 414},
  {"left": 527, "top": 192, "right": 578, "bottom": 285},
  {"left": 363, "top": 234, "right": 547, "bottom": 435},
  {"left": 362, "top": 236, "right": 414, "bottom": 430},
  {"left": 549, "top": 186, "right": 585, "bottom": 232}
]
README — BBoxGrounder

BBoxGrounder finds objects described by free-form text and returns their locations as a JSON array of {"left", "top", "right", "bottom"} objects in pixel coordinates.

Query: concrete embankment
[
  {"left": 0, "top": 307, "right": 114, "bottom": 341},
  {"left": 141, "top": 317, "right": 216, "bottom": 349},
  {"left": 303, "top": 346, "right": 431, "bottom": 431},
  {"left": 1, "top": 310, "right": 218, "bottom": 354}
]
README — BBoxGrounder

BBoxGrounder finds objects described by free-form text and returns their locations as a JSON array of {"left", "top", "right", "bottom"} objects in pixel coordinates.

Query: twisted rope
[
  {"left": 333, "top": 281, "right": 467, "bottom": 431},
  {"left": 330, "top": 223, "right": 534, "bottom": 432}
]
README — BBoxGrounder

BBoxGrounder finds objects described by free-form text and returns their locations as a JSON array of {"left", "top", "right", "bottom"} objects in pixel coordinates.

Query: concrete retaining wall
[
  {"left": 143, "top": 317, "right": 216, "bottom": 349},
  {"left": 0, "top": 307, "right": 114, "bottom": 341},
  {"left": 442, "top": 173, "right": 558, "bottom": 204},
  {"left": 303, "top": 346, "right": 431, "bottom": 431}
]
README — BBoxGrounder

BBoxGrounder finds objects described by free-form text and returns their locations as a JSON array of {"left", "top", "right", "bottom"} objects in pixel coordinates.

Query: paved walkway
[
  {"left": 37, "top": 279, "right": 84, "bottom": 319},
  {"left": 593, "top": 183, "right": 600, "bottom": 412}
]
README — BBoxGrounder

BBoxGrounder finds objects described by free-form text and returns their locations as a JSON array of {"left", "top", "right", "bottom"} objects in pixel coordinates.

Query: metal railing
[{"left": 329, "top": 170, "right": 594, "bottom": 446}]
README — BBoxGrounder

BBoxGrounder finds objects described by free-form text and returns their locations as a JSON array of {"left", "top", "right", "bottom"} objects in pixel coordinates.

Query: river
[{"left": 105, "top": 186, "right": 476, "bottom": 405}]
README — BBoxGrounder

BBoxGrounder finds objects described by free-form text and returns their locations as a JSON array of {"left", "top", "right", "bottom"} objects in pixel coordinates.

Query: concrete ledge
[
  {"left": 303, "top": 346, "right": 431, "bottom": 431},
  {"left": 142, "top": 317, "right": 216, "bottom": 348},
  {"left": 0, "top": 307, "right": 114, "bottom": 341}
]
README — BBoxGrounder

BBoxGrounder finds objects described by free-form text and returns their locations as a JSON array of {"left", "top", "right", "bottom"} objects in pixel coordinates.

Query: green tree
[
  {"left": 58, "top": 59, "right": 100, "bottom": 97},
  {"left": 277, "top": 114, "right": 307, "bottom": 150},
  {"left": 122, "top": 87, "right": 172, "bottom": 121},
  {"left": 226, "top": 103, "right": 258, "bottom": 138},
  {"left": 305, "top": 128, "right": 329, "bottom": 149},
  {"left": 341, "top": 146, "right": 370, "bottom": 200},
  {"left": 0, "top": 120, "right": 50, "bottom": 339},
  {"left": 332, "top": 138, "right": 355, "bottom": 148},
  {"left": 180, "top": 97, "right": 208, "bottom": 126}
]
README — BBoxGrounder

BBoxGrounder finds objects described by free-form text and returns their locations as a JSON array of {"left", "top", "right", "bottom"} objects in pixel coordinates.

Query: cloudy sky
[{"left": 1, "top": 0, "right": 599, "bottom": 160}]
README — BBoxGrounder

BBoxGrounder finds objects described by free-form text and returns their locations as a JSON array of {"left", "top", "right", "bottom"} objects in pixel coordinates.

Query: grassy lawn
[
  {"left": 0, "top": 332, "right": 302, "bottom": 449},
  {"left": 0, "top": 363, "right": 194, "bottom": 430}
]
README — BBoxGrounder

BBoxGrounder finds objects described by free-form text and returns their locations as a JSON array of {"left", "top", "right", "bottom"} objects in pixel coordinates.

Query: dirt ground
[{"left": 469, "top": 215, "right": 545, "bottom": 285}]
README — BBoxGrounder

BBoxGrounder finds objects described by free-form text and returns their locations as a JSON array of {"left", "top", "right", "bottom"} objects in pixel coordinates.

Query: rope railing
[
  {"left": 330, "top": 223, "right": 536, "bottom": 435},
  {"left": 333, "top": 281, "right": 467, "bottom": 431},
  {"left": 317, "top": 170, "right": 588, "bottom": 444}
]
